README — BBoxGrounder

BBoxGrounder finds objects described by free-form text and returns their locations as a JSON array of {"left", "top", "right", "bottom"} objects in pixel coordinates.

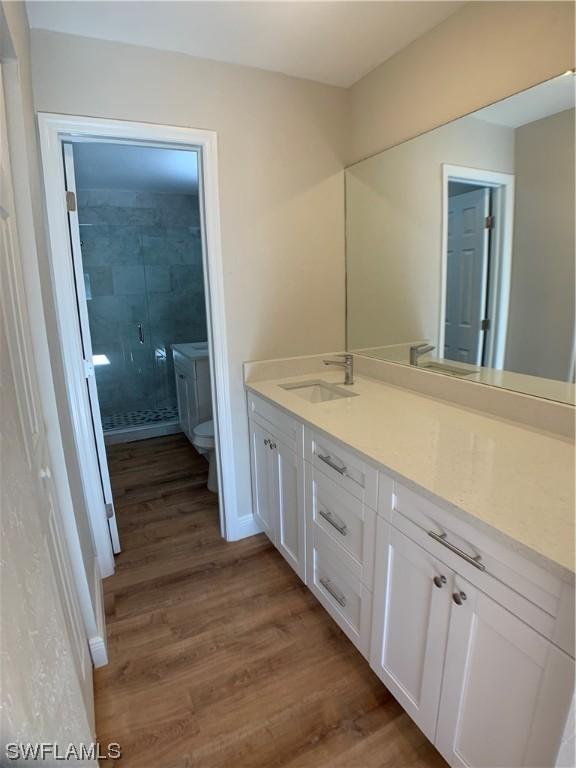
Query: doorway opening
[
  {"left": 39, "top": 115, "right": 239, "bottom": 586},
  {"left": 439, "top": 165, "right": 515, "bottom": 370},
  {"left": 64, "top": 139, "right": 218, "bottom": 555}
]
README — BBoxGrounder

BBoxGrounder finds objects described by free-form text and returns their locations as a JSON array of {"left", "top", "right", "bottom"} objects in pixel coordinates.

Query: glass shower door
[{"left": 79, "top": 192, "right": 157, "bottom": 431}]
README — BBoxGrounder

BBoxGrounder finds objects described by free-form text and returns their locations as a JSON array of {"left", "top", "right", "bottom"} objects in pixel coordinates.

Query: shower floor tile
[{"left": 102, "top": 405, "right": 179, "bottom": 432}]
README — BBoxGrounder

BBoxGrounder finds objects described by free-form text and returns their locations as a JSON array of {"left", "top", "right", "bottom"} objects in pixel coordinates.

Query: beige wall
[
  {"left": 346, "top": 115, "right": 514, "bottom": 350},
  {"left": 506, "top": 108, "right": 575, "bottom": 381},
  {"left": 30, "top": 29, "right": 347, "bottom": 527},
  {"left": 348, "top": 2, "right": 575, "bottom": 163}
]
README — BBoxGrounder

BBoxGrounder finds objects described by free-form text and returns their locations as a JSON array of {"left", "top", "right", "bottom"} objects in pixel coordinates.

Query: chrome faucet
[
  {"left": 323, "top": 354, "right": 354, "bottom": 385},
  {"left": 409, "top": 343, "right": 435, "bottom": 366}
]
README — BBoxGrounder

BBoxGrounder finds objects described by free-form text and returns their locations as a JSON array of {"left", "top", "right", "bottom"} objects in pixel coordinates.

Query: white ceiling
[
  {"left": 474, "top": 73, "right": 575, "bottom": 129},
  {"left": 26, "top": 1, "right": 463, "bottom": 88},
  {"left": 73, "top": 143, "right": 199, "bottom": 194}
]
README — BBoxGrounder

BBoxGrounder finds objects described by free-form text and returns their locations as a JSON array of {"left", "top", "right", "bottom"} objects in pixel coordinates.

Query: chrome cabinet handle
[
  {"left": 317, "top": 453, "right": 348, "bottom": 476},
  {"left": 264, "top": 438, "right": 270, "bottom": 447},
  {"left": 138, "top": 322, "right": 144, "bottom": 344},
  {"left": 428, "top": 531, "right": 486, "bottom": 572},
  {"left": 319, "top": 577, "right": 346, "bottom": 607},
  {"left": 453, "top": 590, "right": 467, "bottom": 606},
  {"left": 269, "top": 441, "right": 277, "bottom": 450},
  {"left": 319, "top": 508, "right": 348, "bottom": 536},
  {"left": 433, "top": 575, "right": 447, "bottom": 589},
  {"left": 178, "top": 373, "right": 185, "bottom": 379}
]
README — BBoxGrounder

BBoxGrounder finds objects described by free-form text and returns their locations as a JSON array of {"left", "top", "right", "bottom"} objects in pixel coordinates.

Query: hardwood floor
[{"left": 95, "top": 434, "right": 447, "bottom": 768}]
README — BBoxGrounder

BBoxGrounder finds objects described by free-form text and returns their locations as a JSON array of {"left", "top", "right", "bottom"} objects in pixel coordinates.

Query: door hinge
[
  {"left": 105, "top": 503, "right": 114, "bottom": 520},
  {"left": 481, "top": 318, "right": 490, "bottom": 332},
  {"left": 83, "top": 358, "right": 94, "bottom": 378},
  {"left": 66, "top": 191, "right": 77, "bottom": 212},
  {"left": 484, "top": 215, "right": 494, "bottom": 230}
]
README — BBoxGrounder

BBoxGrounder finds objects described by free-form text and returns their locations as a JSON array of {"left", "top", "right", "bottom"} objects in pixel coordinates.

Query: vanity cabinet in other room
[{"left": 173, "top": 350, "right": 211, "bottom": 440}]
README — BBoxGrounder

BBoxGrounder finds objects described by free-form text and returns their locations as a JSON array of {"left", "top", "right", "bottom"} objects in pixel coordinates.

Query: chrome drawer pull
[
  {"left": 319, "top": 577, "right": 347, "bottom": 607},
  {"left": 318, "top": 453, "right": 348, "bottom": 476},
  {"left": 428, "top": 531, "right": 486, "bottom": 572},
  {"left": 319, "top": 508, "right": 348, "bottom": 536}
]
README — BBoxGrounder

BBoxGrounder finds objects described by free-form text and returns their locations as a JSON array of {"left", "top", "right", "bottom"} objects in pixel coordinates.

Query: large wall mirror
[{"left": 346, "top": 73, "right": 575, "bottom": 405}]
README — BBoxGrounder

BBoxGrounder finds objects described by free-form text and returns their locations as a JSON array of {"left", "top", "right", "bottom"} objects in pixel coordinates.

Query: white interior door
[
  {"left": 0, "top": 66, "right": 95, "bottom": 711},
  {"left": 444, "top": 188, "right": 490, "bottom": 365},
  {"left": 62, "top": 143, "right": 120, "bottom": 554}
]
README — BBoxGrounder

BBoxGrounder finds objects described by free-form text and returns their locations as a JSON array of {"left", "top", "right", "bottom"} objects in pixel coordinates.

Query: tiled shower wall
[{"left": 78, "top": 189, "right": 206, "bottom": 423}]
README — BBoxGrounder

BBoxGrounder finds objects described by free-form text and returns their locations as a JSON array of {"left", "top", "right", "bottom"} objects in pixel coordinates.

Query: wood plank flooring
[{"left": 95, "top": 433, "right": 447, "bottom": 768}]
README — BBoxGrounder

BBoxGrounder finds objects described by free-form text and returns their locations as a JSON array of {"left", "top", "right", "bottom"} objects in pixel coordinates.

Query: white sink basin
[{"left": 280, "top": 379, "right": 358, "bottom": 403}]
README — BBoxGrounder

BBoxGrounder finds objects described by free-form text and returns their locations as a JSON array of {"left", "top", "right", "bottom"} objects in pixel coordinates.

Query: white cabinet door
[
  {"left": 175, "top": 367, "right": 191, "bottom": 438},
  {"left": 436, "top": 577, "right": 575, "bottom": 768},
  {"left": 249, "top": 420, "right": 276, "bottom": 543},
  {"left": 370, "top": 520, "right": 453, "bottom": 742},
  {"left": 273, "top": 438, "right": 305, "bottom": 581}
]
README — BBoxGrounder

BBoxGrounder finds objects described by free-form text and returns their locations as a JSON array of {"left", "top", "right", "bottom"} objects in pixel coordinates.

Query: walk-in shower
[{"left": 73, "top": 142, "right": 207, "bottom": 441}]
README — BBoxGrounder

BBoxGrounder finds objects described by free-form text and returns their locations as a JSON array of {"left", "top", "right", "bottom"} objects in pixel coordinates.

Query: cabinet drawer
[
  {"left": 306, "top": 464, "right": 376, "bottom": 588},
  {"left": 389, "top": 483, "right": 574, "bottom": 656},
  {"left": 305, "top": 427, "right": 378, "bottom": 510},
  {"left": 248, "top": 393, "right": 303, "bottom": 454},
  {"left": 309, "top": 534, "right": 372, "bottom": 657}
]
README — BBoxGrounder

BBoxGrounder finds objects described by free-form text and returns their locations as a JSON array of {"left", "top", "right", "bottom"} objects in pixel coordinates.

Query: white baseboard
[
  {"left": 231, "top": 514, "right": 262, "bottom": 541},
  {"left": 89, "top": 559, "right": 108, "bottom": 668},
  {"left": 89, "top": 635, "right": 108, "bottom": 668}
]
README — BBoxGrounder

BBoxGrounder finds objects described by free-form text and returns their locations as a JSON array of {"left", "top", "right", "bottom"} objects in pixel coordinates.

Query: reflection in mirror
[{"left": 346, "top": 73, "right": 575, "bottom": 404}]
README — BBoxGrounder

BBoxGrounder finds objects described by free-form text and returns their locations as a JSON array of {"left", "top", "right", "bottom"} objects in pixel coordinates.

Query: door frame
[
  {"left": 439, "top": 164, "right": 515, "bottom": 370},
  {"left": 38, "top": 113, "right": 238, "bottom": 575},
  {"left": 62, "top": 142, "right": 121, "bottom": 555}
]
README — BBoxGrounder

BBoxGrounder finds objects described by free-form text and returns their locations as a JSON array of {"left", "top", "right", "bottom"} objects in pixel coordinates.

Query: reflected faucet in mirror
[{"left": 410, "top": 343, "right": 435, "bottom": 366}]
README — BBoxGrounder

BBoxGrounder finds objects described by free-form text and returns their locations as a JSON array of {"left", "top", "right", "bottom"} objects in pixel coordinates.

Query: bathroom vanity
[{"left": 245, "top": 368, "right": 575, "bottom": 768}]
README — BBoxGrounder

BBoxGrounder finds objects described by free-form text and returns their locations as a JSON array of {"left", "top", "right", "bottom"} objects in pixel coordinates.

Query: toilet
[{"left": 192, "top": 420, "right": 218, "bottom": 493}]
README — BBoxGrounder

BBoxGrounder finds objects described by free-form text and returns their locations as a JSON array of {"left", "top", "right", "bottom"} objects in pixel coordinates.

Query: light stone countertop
[{"left": 246, "top": 372, "right": 575, "bottom": 579}]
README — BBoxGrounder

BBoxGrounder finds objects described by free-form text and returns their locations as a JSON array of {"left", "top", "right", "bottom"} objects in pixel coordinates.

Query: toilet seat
[{"left": 192, "top": 419, "right": 215, "bottom": 450}]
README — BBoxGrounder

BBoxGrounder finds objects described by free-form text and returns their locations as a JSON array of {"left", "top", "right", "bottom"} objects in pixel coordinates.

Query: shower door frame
[{"left": 38, "top": 113, "right": 240, "bottom": 577}]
